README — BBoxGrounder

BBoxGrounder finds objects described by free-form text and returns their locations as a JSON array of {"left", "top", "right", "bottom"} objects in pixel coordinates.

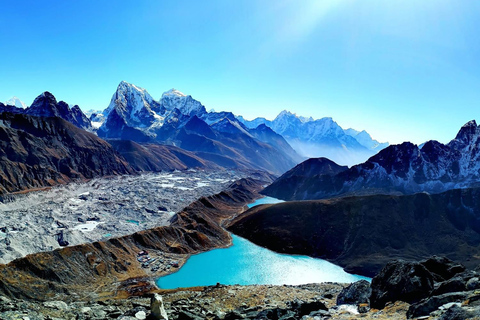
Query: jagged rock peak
[
  {"left": 102, "top": 81, "right": 159, "bottom": 122},
  {"left": 32, "top": 91, "right": 57, "bottom": 105},
  {"left": 454, "top": 120, "right": 478, "bottom": 143}
]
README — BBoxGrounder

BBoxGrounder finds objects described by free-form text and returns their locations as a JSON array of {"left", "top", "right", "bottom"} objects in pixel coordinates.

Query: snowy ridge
[
  {"left": 238, "top": 110, "right": 388, "bottom": 166},
  {"left": 160, "top": 88, "right": 206, "bottom": 116},
  {"left": 334, "top": 122, "right": 480, "bottom": 196}
]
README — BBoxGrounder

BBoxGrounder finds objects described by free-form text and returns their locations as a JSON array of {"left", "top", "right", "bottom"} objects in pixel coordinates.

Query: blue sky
[{"left": 1, "top": 0, "right": 479, "bottom": 145}]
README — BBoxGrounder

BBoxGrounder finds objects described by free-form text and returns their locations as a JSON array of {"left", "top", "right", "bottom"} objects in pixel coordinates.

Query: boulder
[
  {"left": 431, "top": 277, "right": 467, "bottom": 296},
  {"left": 151, "top": 294, "right": 168, "bottom": 320},
  {"left": 406, "top": 292, "right": 470, "bottom": 318},
  {"left": 336, "top": 280, "right": 371, "bottom": 306},
  {"left": 420, "top": 256, "right": 466, "bottom": 282},
  {"left": 466, "top": 277, "right": 480, "bottom": 290},
  {"left": 43, "top": 300, "right": 69, "bottom": 310},
  {"left": 289, "top": 300, "right": 327, "bottom": 317},
  {"left": 370, "top": 260, "right": 434, "bottom": 309}
]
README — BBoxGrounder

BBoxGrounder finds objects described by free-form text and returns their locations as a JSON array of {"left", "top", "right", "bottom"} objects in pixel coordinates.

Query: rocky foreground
[{"left": 3, "top": 255, "right": 480, "bottom": 319}]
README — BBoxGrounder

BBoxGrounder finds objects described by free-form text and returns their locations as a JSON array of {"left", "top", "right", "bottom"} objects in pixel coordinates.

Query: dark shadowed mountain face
[
  {"left": 97, "top": 82, "right": 301, "bottom": 175},
  {"left": 25, "top": 92, "right": 92, "bottom": 130},
  {"left": 108, "top": 140, "right": 220, "bottom": 172},
  {"left": 0, "top": 112, "right": 133, "bottom": 194},
  {"left": 262, "top": 158, "right": 348, "bottom": 200},
  {"left": 263, "top": 120, "right": 480, "bottom": 200},
  {"left": 228, "top": 187, "right": 480, "bottom": 277}
]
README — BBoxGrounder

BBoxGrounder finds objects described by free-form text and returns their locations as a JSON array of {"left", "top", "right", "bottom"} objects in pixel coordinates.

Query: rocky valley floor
[{"left": 0, "top": 169, "right": 246, "bottom": 264}]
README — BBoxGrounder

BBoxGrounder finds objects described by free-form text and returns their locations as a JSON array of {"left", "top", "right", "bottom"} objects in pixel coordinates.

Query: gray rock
[
  {"left": 431, "top": 277, "right": 467, "bottom": 296},
  {"left": 406, "top": 291, "right": 470, "bottom": 318},
  {"left": 151, "top": 294, "right": 168, "bottom": 320},
  {"left": 80, "top": 306, "right": 91, "bottom": 313},
  {"left": 336, "top": 280, "right": 371, "bottom": 306},
  {"left": 42, "top": 300, "right": 69, "bottom": 310},
  {"left": 466, "top": 277, "right": 480, "bottom": 290},
  {"left": 438, "top": 304, "right": 480, "bottom": 320},
  {"left": 135, "top": 310, "right": 147, "bottom": 320}
]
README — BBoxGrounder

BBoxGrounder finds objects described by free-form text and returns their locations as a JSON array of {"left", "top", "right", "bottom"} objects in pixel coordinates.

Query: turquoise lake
[{"left": 157, "top": 197, "right": 370, "bottom": 289}]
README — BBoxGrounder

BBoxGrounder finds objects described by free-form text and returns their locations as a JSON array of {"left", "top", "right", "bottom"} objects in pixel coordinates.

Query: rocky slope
[
  {"left": 0, "top": 178, "right": 267, "bottom": 300},
  {"left": 108, "top": 140, "right": 219, "bottom": 172},
  {"left": 263, "top": 120, "right": 480, "bottom": 200},
  {"left": 229, "top": 186, "right": 480, "bottom": 277},
  {"left": 4, "top": 257, "right": 479, "bottom": 319},
  {"left": 0, "top": 111, "right": 133, "bottom": 195}
]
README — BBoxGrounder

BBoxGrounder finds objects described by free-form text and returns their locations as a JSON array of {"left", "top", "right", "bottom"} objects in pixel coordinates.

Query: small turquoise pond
[{"left": 157, "top": 197, "right": 369, "bottom": 289}]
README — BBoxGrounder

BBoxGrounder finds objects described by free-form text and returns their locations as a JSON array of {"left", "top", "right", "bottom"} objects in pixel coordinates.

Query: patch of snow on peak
[
  {"left": 5, "top": 96, "right": 27, "bottom": 109},
  {"left": 162, "top": 88, "right": 187, "bottom": 98}
]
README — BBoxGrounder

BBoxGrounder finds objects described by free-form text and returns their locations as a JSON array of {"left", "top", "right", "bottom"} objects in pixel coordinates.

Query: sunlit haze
[{"left": 1, "top": 0, "right": 479, "bottom": 145}]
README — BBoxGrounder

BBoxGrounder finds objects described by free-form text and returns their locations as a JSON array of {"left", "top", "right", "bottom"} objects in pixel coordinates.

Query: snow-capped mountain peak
[
  {"left": 162, "top": 88, "right": 187, "bottom": 98},
  {"left": 5, "top": 96, "right": 27, "bottom": 109},
  {"left": 101, "top": 81, "right": 162, "bottom": 130},
  {"left": 160, "top": 88, "right": 206, "bottom": 116}
]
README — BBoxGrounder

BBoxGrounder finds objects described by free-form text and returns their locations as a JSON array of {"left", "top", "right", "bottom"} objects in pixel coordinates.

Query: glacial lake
[{"left": 157, "top": 197, "right": 370, "bottom": 289}]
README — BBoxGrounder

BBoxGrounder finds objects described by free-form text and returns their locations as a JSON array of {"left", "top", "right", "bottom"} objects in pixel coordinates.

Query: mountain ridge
[
  {"left": 263, "top": 120, "right": 480, "bottom": 200},
  {"left": 238, "top": 110, "right": 388, "bottom": 166}
]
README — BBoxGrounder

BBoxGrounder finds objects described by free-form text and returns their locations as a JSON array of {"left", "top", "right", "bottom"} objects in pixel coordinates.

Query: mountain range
[
  {"left": 264, "top": 120, "right": 480, "bottom": 200},
  {"left": 96, "top": 81, "right": 302, "bottom": 175},
  {"left": 2, "top": 93, "right": 92, "bottom": 131},
  {"left": 238, "top": 111, "right": 388, "bottom": 166}
]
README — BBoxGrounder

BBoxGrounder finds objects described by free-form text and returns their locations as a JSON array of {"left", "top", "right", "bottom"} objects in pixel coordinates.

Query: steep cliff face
[
  {"left": 0, "top": 112, "right": 133, "bottom": 194},
  {"left": 229, "top": 187, "right": 480, "bottom": 277},
  {"left": 0, "top": 178, "right": 265, "bottom": 300}
]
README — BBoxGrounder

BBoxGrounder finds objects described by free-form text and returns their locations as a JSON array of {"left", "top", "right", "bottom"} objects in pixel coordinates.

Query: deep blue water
[{"left": 157, "top": 196, "right": 369, "bottom": 289}]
